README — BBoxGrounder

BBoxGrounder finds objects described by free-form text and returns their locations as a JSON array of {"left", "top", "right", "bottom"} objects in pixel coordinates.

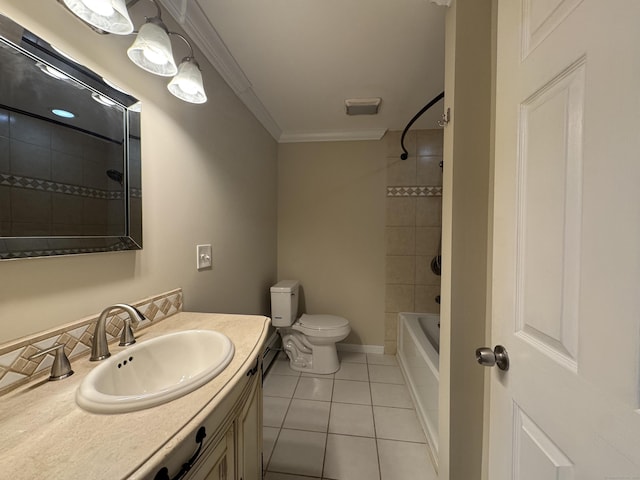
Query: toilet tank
[{"left": 270, "top": 280, "right": 300, "bottom": 327}]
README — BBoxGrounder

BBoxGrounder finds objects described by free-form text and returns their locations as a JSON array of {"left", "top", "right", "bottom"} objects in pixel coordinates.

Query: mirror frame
[{"left": 0, "top": 13, "right": 142, "bottom": 260}]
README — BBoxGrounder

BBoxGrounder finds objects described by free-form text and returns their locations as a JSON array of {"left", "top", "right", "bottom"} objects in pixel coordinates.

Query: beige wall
[
  {"left": 384, "top": 129, "right": 443, "bottom": 354},
  {"left": 0, "top": 1, "right": 278, "bottom": 344},
  {"left": 440, "top": 0, "right": 494, "bottom": 479},
  {"left": 277, "top": 141, "right": 386, "bottom": 347}
]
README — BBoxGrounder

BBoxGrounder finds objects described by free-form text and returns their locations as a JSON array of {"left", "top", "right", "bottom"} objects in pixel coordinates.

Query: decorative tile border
[
  {"left": 0, "top": 288, "right": 183, "bottom": 395},
  {"left": 387, "top": 186, "right": 442, "bottom": 197},
  {"left": 0, "top": 239, "right": 140, "bottom": 260},
  {"left": 0, "top": 173, "right": 125, "bottom": 199}
]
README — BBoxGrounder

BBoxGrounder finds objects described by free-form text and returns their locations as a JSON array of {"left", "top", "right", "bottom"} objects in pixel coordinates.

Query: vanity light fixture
[
  {"left": 62, "top": 0, "right": 134, "bottom": 35},
  {"left": 91, "top": 92, "right": 117, "bottom": 107},
  {"left": 61, "top": 0, "right": 207, "bottom": 104},
  {"left": 166, "top": 34, "right": 207, "bottom": 104},
  {"left": 127, "top": 9, "right": 177, "bottom": 76},
  {"left": 37, "top": 62, "right": 70, "bottom": 80}
]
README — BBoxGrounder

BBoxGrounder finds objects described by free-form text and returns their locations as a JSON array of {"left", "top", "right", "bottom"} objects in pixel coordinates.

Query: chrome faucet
[{"left": 90, "top": 304, "right": 146, "bottom": 361}]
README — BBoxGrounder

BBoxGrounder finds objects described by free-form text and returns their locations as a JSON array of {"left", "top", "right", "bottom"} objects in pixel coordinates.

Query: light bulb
[
  {"left": 81, "top": 0, "right": 114, "bottom": 17},
  {"left": 142, "top": 46, "right": 168, "bottom": 65}
]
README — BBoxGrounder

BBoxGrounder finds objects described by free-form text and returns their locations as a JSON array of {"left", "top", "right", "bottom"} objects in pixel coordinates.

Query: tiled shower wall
[
  {"left": 0, "top": 108, "right": 127, "bottom": 237},
  {"left": 384, "top": 129, "right": 443, "bottom": 354}
]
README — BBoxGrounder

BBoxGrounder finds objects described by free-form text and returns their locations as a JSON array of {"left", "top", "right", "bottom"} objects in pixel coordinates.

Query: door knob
[{"left": 475, "top": 345, "right": 509, "bottom": 371}]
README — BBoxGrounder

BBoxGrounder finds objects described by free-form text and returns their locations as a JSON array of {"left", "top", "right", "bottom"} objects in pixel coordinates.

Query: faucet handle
[
  {"left": 119, "top": 318, "right": 137, "bottom": 346},
  {"left": 29, "top": 344, "right": 74, "bottom": 381},
  {"left": 118, "top": 305, "right": 146, "bottom": 346}
]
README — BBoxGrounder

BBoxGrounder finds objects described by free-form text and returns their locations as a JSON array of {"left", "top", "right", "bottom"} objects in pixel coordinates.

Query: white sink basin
[{"left": 76, "top": 330, "right": 234, "bottom": 414}]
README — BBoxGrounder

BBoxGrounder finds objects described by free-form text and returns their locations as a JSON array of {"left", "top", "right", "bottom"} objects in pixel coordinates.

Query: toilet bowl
[{"left": 270, "top": 281, "right": 350, "bottom": 374}]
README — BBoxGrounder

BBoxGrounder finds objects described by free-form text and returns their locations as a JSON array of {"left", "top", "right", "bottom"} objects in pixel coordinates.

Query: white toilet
[{"left": 270, "top": 280, "right": 350, "bottom": 374}]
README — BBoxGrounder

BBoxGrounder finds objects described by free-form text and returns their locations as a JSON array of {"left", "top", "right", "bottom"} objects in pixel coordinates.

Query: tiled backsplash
[
  {"left": 0, "top": 288, "right": 183, "bottom": 395},
  {"left": 384, "top": 129, "right": 443, "bottom": 354}
]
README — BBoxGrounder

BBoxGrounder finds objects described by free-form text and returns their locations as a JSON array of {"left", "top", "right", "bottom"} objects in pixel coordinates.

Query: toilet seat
[{"left": 293, "top": 314, "right": 350, "bottom": 338}]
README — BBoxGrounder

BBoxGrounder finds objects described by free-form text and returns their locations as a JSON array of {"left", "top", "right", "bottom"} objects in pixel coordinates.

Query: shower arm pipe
[{"left": 399, "top": 91, "right": 445, "bottom": 160}]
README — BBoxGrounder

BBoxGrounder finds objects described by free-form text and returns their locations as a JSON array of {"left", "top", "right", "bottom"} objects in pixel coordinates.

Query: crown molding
[
  {"left": 279, "top": 129, "right": 388, "bottom": 143},
  {"left": 158, "top": 0, "right": 282, "bottom": 140}
]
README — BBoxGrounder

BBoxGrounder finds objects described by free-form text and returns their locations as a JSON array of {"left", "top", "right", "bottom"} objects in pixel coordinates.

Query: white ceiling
[{"left": 160, "top": 0, "right": 446, "bottom": 142}]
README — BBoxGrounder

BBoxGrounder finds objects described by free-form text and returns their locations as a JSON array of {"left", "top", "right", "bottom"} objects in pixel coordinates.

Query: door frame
[{"left": 439, "top": 1, "right": 496, "bottom": 479}]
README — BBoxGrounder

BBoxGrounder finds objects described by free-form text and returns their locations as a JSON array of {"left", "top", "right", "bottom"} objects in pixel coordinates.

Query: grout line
[{"left": 319, "top": 375, "right": 335, "bottom": 478}]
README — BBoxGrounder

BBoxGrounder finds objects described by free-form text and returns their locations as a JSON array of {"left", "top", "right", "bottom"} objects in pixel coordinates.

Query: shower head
[{"left": 106, "top": 169, "right": 124, "bottom": 185}]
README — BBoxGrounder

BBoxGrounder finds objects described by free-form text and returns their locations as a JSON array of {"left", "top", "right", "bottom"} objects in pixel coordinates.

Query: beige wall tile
[
  {"left": 0, "top": 108, "right": 8, "bottom": 137},
  {"left": 417, "top": 156, "right": 443, "bottom": 186},
  {"left": 385, "top": 284, "right": 414, "bottom": 313},
  {"left": 416, "top": 197, "right": 442, "bottom": 227},
  {"left": 386, "top": 197, "right": 416, "bottom": 226},
  {"left": 415, "top": 286, "right": 441, "bottom": 313},
  {"left": 10, "top": 112, "right": 50, "bottom": 148},
  {"left": 11, "top": 188, "right": 50, "bottom": 224},
  {"left": 386, "top": 227, "right": 415, "bottom": 255},
  {"left": 415, "top": 256, "right": 442, "bottom": 286},
  {"left": 415, "top": 227, "right": 440, "bottom": 255},
  {"left": 385, "top": 313, "right": 398, "bottom": 341},
  {"left": 386, "top": 256, "right": 415, "bottom": 284},
  {"left": 387, "top": 156, "right": 416, "bottom": 186},
  {"left": 416, "top": 129, "right": 443, "bottom": 156},
  {"left": 0, "top": 136, "right": 8, "bottom": 172},
  {"left": 0, "top": 186, "right": 9, "bottom": 222},
  {"left": 10, "top": 139, "right": 50, "bottom": 179},
  {"left": 385, "top": 130, "right": 416, "bottom": 159},
  {"left": 384, "top": 341, "right": 397, "bottom": 355}
]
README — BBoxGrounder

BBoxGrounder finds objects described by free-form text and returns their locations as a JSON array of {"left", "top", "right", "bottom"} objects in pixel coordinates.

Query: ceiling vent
[{"left": 345, "top": 98, "right": 381, "bottom": 116}]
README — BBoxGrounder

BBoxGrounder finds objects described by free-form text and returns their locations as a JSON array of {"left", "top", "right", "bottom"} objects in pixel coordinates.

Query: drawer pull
[{"left": 154, "top": 426, "right": 207, "bottom": 480}]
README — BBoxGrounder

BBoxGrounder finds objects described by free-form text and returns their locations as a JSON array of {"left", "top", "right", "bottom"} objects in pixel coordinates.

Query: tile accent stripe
[
  {"left": 0, "top": 173, "right": 142, "bottom": 199},
  {"left": 387, "top": 186, "right": 442, "bottom": 197},
  {"left": 0, "top": 288, "right": 183, "bottom": 395}
]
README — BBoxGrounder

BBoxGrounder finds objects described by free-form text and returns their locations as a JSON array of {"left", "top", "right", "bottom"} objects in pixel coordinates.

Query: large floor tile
[
  {"left": 323, "top": 434, "right": 380, "bottom": 480},
  {"left": 264, "top": 374, "right": 300, "bottom": 398},
  {"left": 338, "top": 351, "right": 367, "bottom": 364},
  {"left": 377, "top": 439, "right": 436, "bottom": 480},
  {"left": 283, "top": 399, "right": 331, "bottom": 432},
  {"left": 370, "top": 382, "right": 413, "bottom": 409},
  {"left": 332, "top": 380, "right": 371, "bottom": 405},
  {"left": 294, "top": 377, "right": 334, "bottom": 402},
  {"left": 367, "top": 365, "right": 404, "bottom": 385},
  {"left": 263, "top": 426, "right": 280, "bottom": 467},
  {"left": 263, "top": 395, "right": 292, "bottom": 427},
  {"left": 366, "top": 354, "right": 398, "bottom": 366},
  {"left": 328, "top": 403, "right": 375, "bottom": 438},
  {"left": 373, "top": 406, "right": 426, "bottom": 443},
  {"left": 269, "top": 359, "right": 302, "bottom": 376},
  {"left": 269, "top": 429, "right": 327, "bottom": 477},
  {"left": 334, "top": 362, "right": 369, "bottom": 382}
]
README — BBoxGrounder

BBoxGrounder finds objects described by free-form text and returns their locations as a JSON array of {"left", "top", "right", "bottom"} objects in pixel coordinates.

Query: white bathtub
[{"left": 397, "top": 312, "right": 440, "bottom": 463}]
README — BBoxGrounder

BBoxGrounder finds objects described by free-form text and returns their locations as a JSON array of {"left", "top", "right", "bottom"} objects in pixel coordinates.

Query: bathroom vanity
[{"left": 0, "top": 312, "right": 269, "bottom": 480}]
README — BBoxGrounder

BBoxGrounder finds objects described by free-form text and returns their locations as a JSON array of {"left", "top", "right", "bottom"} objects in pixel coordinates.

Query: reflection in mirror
[{"left": 0, "top": 13, "right": 142, "bottom": 259}]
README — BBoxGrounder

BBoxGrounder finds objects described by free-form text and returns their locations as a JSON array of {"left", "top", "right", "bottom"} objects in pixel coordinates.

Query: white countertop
[{"left": 0, "top": 312, "right": 270, "bottom": 480}]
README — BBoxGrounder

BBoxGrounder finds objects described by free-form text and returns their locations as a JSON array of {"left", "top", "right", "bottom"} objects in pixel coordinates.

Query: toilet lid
[{"left": 298, "top": 314, "right": 349, "bottom": 330}]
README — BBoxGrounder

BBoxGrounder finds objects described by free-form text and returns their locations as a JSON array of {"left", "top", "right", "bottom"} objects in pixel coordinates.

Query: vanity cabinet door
[
  {"left": 236, "top": 363, "right": 263, "bottom": 480},
  {"left": 185, "top": 426, "right": 235, "bottom": 480}
]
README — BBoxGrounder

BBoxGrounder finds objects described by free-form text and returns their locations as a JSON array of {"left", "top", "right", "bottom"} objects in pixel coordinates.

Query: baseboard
[{"left": 337, "top": 343, "right": 385, "bottom": 354}]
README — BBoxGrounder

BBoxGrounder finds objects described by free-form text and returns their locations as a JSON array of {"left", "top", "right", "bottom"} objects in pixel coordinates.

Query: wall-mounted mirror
[{"left": 0, "top": 13, "right": 142, "bottom": 260}]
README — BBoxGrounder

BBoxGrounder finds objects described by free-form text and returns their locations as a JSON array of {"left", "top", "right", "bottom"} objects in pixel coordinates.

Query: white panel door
[{"left": 489, "top": 0, "right": 640, "bottom": 478}]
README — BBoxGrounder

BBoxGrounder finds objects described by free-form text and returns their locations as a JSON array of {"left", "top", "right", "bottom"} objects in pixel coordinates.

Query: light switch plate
[{"left": 196, "top": 244, "right": 212, "bottom": 270}]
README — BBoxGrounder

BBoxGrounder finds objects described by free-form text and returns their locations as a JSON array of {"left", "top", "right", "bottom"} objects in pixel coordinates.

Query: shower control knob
[{"left": 475, "top": 345, "right": 509, "bottom": 371}]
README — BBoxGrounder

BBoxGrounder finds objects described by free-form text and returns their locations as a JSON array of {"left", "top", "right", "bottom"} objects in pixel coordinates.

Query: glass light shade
[
  {"left": 168, "top": 59, "right": 207, "bottom": 104},
  {"left": 63, "top": 0, "right": 134, "bottom": 35},
  {"left": 127, "top": 22, "right": 178, "bottom": 76}
]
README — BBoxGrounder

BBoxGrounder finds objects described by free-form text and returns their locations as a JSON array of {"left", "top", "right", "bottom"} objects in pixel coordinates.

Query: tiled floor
[{"left": 262, "top": 351, "right": 437, "bottom": 480}]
